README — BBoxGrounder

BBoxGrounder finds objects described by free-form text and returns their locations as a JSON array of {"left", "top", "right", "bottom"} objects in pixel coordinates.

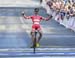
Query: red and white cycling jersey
[
  {"left": 23, "top": 15, "right": 49, "bottom": 31},
  {"left": 30, "top": 15, "right": 42, "bottom": 24},
  {"left": 24, "top": 15, "right": 44, "bottom": 31},
  {"left": 30, "top": 15, "right": 43, "bottom": 31}
]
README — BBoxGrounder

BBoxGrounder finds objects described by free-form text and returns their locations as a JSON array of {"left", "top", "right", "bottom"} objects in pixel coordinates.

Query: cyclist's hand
[
  {"left": 21, "top": 11, "right": 25, "bottom": 16},
  {"left": 22, "top": 13, "right": 24, "bottom": 16},
  {"left": 47, "top": 14, "right": 53, "bottom": 19}
]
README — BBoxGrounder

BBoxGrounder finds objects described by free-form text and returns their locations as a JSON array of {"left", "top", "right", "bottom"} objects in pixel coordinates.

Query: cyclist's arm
[
  {"left": 22, "top": 15, "right": 31, "bottom": 19},
  {"left": 41, "top": 15, "right": 52, "bottom": 21},
  {"left": 22, "top": 12, "right": 31, "bottom": 19}
]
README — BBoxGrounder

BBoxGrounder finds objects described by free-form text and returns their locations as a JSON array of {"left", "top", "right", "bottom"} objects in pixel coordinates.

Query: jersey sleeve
[
  {"left": 30, "top": 16, "right": 33, "bottom": 19},
  {"left": 40, "top": 16, "right": 43, "bottom": 19},
  {"left": 41, "top": 15, "right": 52, "bottom": 21}
]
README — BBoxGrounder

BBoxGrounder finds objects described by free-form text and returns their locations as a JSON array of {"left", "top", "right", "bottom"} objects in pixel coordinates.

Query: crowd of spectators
[
  {"left": 46, "top": 0, "right": 75, "bottom": 19},
  {"left": 42, "top": 0, "right": 75, "bottom": 31}
]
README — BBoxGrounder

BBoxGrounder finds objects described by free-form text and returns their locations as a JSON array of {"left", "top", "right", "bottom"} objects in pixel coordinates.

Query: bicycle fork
[{"left": 33, "top": 32, "right": 37, "bottom": 53}]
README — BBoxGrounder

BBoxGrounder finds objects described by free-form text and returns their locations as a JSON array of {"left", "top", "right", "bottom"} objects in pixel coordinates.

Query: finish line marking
[
  {"left": 0, "top": 48, "right": 75, "bottom": 52},
  {"left": 0, "top": 52, "right": 75, "bottom": 56}
]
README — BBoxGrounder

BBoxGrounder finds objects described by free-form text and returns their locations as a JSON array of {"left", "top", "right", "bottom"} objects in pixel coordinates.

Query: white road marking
[
  {"left": 18, "top": 56, "right": 75, "bottom": 58},
  {"left": 43, "top": 35, "right": 75, "bottom": 37},
  {"left": 0, "top": 25, "right": 6, "bottom": 30},
  {"left": 0, "top": 48, "right": 75, "bottom": 52}
]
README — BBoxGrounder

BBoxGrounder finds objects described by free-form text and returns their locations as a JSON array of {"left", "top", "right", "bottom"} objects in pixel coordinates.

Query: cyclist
[{"left": 22, "top": 8, "right": 52, "bottom": 47}]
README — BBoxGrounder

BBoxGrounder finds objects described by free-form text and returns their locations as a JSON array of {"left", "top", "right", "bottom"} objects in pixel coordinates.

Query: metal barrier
[{"left": 43, "top": 4, "right": 75, "bottom": 32}]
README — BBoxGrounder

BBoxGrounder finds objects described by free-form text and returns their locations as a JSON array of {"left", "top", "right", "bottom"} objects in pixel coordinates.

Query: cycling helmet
[{"left": 34, "top": 8, "right": 39, "bottom": 12}]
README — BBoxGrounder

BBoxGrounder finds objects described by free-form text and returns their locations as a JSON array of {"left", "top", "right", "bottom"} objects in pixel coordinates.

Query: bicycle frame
[{"left": 33, "top": 30, "right": 38, "bottom": 53}]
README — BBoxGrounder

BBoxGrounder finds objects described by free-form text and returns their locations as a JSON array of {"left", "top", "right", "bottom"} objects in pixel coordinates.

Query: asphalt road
[
  {"left": 0, "top": 7, "right": 75, "bottom": 57},
  {"left": 0, "top": 7, "right": 75, "bottom": 48}
]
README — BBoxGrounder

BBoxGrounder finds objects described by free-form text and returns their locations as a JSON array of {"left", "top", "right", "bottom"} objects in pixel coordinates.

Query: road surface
[{"left": 0, "top": 7, "right": 75, "bottom": 57}]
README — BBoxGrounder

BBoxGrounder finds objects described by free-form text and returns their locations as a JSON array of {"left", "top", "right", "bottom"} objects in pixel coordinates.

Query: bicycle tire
[{"left": 33, "top": 32, "right": 37, "bottom": 53}]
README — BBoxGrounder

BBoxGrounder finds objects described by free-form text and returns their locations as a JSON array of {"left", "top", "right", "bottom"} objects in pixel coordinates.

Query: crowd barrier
[
  {"left": 54, "top": 13, "right": 75, "bottom": 31},
  {"left": 41, "top": 2, "right": 75, "bottom": 32}
]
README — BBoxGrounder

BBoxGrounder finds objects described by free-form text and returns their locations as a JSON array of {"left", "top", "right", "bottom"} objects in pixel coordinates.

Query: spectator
[
  {"left": 40, "top": 0, "right": 42, "bottom": 4},
  {"left": 46, "top": 0, "right": 53, "bottom": 9}
]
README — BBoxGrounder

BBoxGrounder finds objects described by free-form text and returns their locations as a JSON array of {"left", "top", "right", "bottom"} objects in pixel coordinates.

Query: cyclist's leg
[
  {"left": 30, "top": 25, "right": 36, "bottom": 47},
  {"left": 37, "top": 25, "right": 42, "bottom": 43},
  {"left": 35, "top": 28, "right": 42, "bottom": 47},
  {"left": 30, "top": 31, "right": 35, "bottom": 44},
  {"left": 38, "top": 30, "right": 42, "bottom": 43}
]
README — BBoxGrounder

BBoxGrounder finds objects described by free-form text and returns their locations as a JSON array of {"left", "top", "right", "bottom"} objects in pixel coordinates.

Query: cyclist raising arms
[{"left": 22, "top": 8, "right": 52, "bottom": 47}]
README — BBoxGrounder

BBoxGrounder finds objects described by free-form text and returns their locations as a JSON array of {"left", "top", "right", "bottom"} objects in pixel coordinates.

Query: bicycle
[
  {"left": 33, "top": 29, "right": 38, "bottom": 53},
  {"left": 21, "top": 9, "right": 53, "bottom": 53}
]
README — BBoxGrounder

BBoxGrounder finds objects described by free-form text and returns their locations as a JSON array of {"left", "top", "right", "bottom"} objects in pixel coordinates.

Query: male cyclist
[{"left": 22, "top": 8, "right": 52, "bottom": 47}]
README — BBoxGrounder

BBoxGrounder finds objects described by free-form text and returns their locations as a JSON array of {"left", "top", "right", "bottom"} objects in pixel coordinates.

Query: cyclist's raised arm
[
  {"left": 41, "top": 14, "right": 52, "bottom": 21},
  {"left": 22, "top": 12, "right": 31, "bottom": 19},
  {"left": 23, "top": 15, "right": 31, "bottom": 19}
]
